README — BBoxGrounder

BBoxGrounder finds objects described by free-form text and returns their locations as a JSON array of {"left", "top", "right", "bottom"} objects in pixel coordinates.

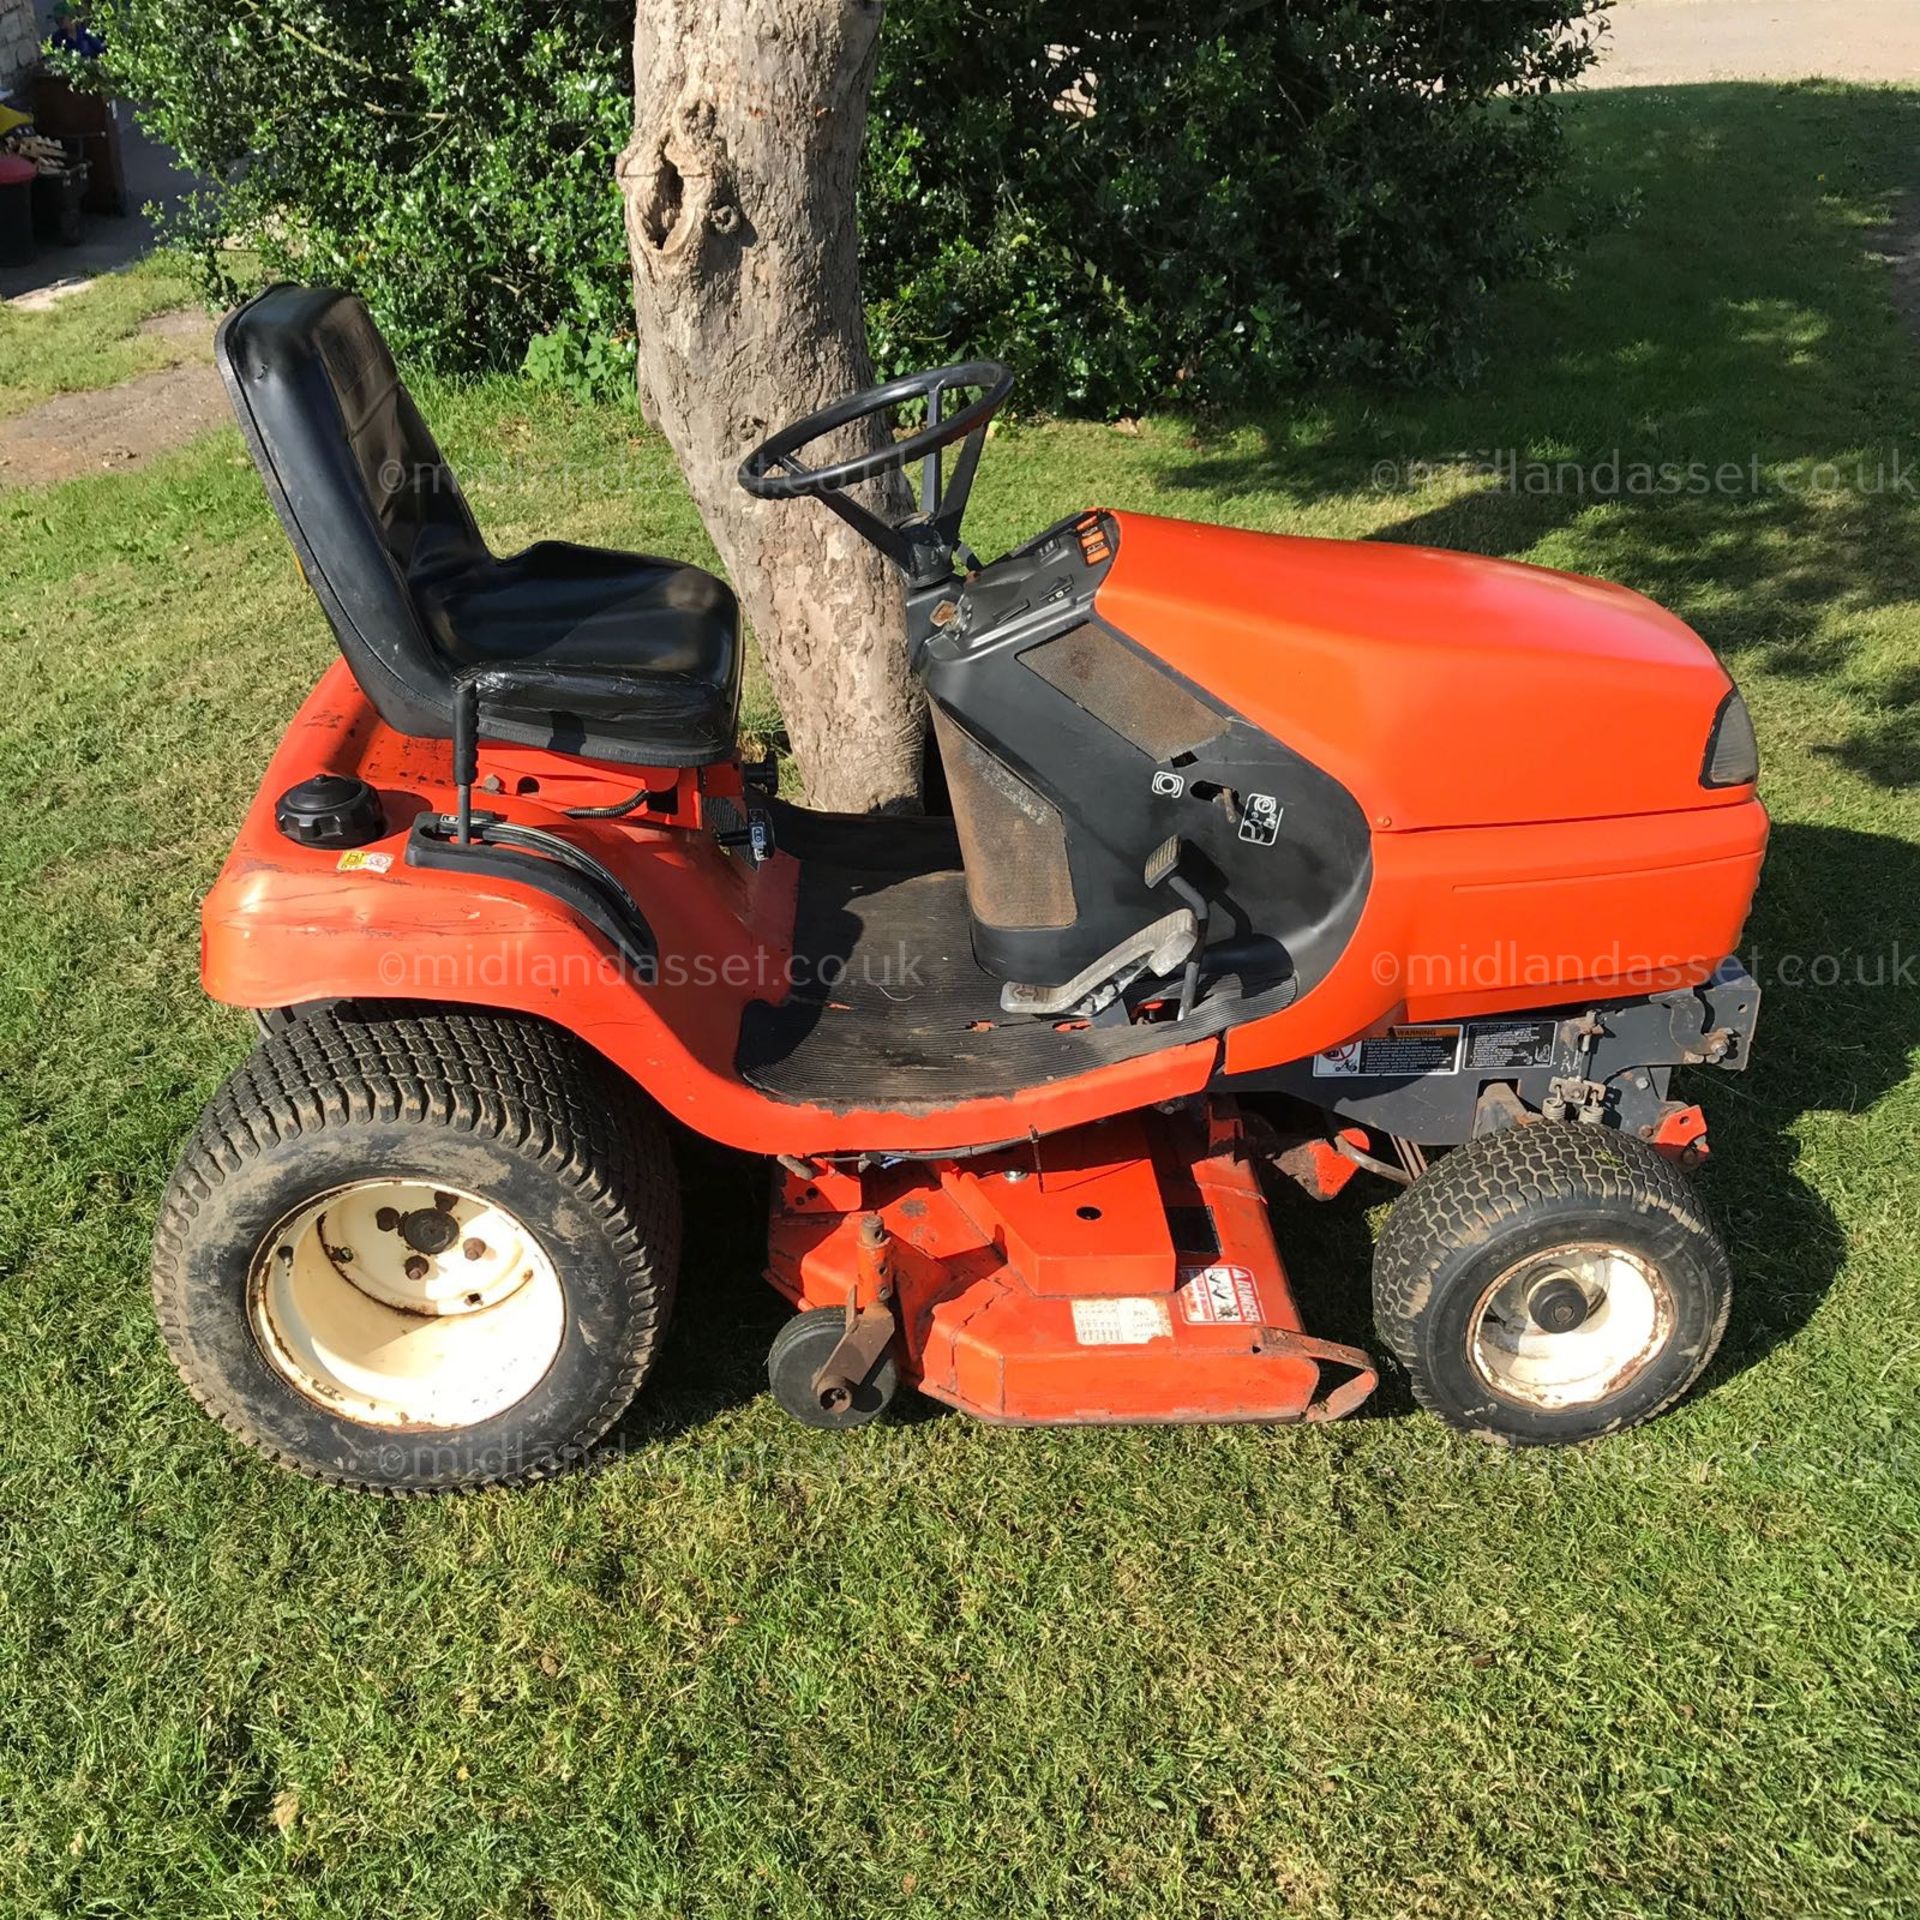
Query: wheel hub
[
  {"left": 247, "top": 1179, "right": 565, "bottom": 1429},
  {"left": 1469, "top": 1243, "right": 1673, "bottom": 1411},
  {"left": 399, "top": 1204, "right": 460, "bottom": 1257},
  {"left": 1525, "top": 1272, "right": 1591, "bottom": 1334}
]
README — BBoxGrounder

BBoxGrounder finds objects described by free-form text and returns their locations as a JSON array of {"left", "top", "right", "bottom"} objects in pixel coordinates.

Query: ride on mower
[{"left": 151, "top": 286, "right": 1767, "bottom": 1491}]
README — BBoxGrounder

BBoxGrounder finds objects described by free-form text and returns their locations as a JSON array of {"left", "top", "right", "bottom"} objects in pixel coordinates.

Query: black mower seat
[
  {"left": 409, "top": 537, "right": 740, "bottom": 761},
  {"left": 218, "top": 284, "right": 742, "bottom": 767}
]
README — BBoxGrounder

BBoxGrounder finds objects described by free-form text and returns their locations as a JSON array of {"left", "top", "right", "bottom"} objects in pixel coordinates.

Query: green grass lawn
[
  {"left": 1, "top": 81, "right": 1917, "bottom": 1919},
  {"left": 0, "top": 253, "right": 205, "bottom": 420}
]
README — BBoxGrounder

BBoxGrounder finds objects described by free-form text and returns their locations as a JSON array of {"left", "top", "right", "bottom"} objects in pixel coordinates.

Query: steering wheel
[
  {"left": 737, "top": 362, "right": 1014, "bottom": 587},
  {"left": 738, "top": 362, "right": 1013, "bottom": 500}
]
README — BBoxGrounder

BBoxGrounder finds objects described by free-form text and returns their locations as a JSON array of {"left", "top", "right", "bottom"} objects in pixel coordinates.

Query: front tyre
[
  {"left": 151, "top": 1005, "right": 680, "bottom": 1493},
  {"left": 1372, "top": 1124, "right": 1730, "bottom": 1445}
]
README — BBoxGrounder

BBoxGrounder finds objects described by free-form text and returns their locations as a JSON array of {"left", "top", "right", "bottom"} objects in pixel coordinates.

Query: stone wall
[{"left": 0, "top": 0, "right": 41, "bottom": 99}]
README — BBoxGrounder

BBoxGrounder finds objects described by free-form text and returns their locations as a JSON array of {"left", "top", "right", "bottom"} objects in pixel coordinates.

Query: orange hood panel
[{"left": 1096, "top": 511, "right": 1747, "bottom": 832}]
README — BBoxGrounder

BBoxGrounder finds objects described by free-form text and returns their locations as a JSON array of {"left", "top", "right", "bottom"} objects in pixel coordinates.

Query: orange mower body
[{"left": 151, "top": 288, "right": 1766, "bottom": 1488}]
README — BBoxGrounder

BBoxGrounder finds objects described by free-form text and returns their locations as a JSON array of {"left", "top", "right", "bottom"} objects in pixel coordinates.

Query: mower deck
[
  {"left": 737, "top": 807, "right": 1297, "bottom": 1110},
  {"left": 767, "top": 1099, "right": 1377, "bottom": 1425}
]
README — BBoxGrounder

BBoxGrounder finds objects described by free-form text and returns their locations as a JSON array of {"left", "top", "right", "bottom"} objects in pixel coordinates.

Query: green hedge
[
  {"left": 73, "top": 1, "right": 638, "bottom": 383},
  {"left": 867, "top": 4, "right": 1614, "bottom": 410},
  {"left": 79, "top": 0, "right": 1611, "bottom": 412}
]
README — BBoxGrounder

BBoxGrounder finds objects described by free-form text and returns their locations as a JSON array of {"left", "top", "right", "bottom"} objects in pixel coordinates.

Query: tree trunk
[{"left": 618, "top": 0, "right": 922, "bottom": 814}]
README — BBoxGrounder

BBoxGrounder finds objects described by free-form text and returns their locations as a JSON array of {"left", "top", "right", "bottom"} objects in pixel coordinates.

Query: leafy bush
[
  {"left": 866, "top": 2, "right": 1615, "bottom": 410},
  {"left": 76, "top": 0, "right": 637, "bottom": 378},
  {"left": 81, "top": 0, "right": 1611, "bottom": 411}
]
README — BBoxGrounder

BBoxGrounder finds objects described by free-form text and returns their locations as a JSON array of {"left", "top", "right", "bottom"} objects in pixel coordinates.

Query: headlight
[{"left": 1702, "top": 687, "right": 1758, "bottom": 788}]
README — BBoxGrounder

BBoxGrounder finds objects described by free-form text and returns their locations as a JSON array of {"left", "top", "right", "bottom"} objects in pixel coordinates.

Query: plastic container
[
  {"left": 0, "top": 153, "right": 36, "bottom": 267},
  {"left": 32, "top": 159, "right": 90, "bottom": 246}
]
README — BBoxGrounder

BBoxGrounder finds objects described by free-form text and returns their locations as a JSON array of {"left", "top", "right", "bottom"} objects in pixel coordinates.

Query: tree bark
[{"left": 619, "top": 0, "right": 921, "bottom": 814}]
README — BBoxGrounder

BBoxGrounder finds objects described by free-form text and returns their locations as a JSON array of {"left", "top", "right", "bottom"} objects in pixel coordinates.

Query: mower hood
[{"left": 1095, "top": 511, "right": 1751, "bottom": 832}]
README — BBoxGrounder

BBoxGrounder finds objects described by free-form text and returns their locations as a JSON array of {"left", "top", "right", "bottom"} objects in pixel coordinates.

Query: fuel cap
[{"left": 275, "top": 773, "right": 384, "bottom": 849}]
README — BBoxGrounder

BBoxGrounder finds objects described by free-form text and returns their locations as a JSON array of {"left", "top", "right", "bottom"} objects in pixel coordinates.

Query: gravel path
[
  {"left": 1594, "top": 0, "right": 1920, "bottom": 88},
  {"left": 0, "top": 308, "right": 224, "bottom": 488}
]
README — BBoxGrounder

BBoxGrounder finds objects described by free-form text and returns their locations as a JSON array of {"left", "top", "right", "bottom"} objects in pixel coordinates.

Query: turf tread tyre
[
  {"left": 151, "top": 1004, "right": 680, "bottom": 1494},
  {"left": 1373, "top": 1123, "right": 1730, "bottom": 1444}
]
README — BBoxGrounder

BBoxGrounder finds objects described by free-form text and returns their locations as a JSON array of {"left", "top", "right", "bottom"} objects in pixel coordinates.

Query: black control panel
[
  {"left": 906, "top": 510, "right": 1374, "bottom": 1001},
  {"left": 909, "top": 512, "right": 1113, "bottom": 667}
]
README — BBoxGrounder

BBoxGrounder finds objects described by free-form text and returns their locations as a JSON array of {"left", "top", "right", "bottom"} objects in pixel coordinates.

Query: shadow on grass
[
  {"left": 1698, "top": 820, "right": 1920, "bottom": 1382},
  {"left": 596, "top": 1128, "right": 786, "bottom": 1449}
]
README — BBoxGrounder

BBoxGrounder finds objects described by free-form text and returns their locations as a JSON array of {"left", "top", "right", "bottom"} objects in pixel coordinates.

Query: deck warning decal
[
  {"left": 1463, "top": 1019, "right": 1558, "bottom": 1071},
  {"left": 1176, "top": 1264, "right": 1263, "bottom": 1326},
  {"left": 1313, "top": 1024, "right": 1463, "bottom": 1078},
  {"left": 1070, "top": 1297, "right": 1172, "bottom": 1346}
]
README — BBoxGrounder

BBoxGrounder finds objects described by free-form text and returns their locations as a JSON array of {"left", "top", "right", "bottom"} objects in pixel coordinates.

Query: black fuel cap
[{"left": 275, "top": 773, "right": 384, "bottom": 849}]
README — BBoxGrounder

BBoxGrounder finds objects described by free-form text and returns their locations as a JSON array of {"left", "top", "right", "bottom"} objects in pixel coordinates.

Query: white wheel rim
[
  {"left": 247, "top": 1180, "right": 565, "bottom": 1430},
  {"left": 1468, "top": 1242, "right": 1673, "bottom": 1411}
]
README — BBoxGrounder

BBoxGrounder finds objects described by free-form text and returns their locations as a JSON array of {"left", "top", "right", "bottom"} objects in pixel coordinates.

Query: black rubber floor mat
[{"left": 737, "top": 806, "right": 1293, "bottom": 1113}]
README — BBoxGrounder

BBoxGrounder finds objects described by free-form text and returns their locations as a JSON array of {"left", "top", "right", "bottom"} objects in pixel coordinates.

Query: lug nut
[
  {"left": 404, "top": 1254, "right": 430, "bottom": 1282},
  {"left": 462, "top": 1238, "right": 487, "bottom": 1261},
  {"left": 433, "top": 1192, "right": 457, "bottom": 1212},
  {"left": 375, "top": 1207, "right": 400, "bottom": 1232}
]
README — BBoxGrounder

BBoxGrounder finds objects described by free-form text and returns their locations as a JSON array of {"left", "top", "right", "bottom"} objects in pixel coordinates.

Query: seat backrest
[{"left": 217, "top": 284, "right": 473, "bottom": 736}]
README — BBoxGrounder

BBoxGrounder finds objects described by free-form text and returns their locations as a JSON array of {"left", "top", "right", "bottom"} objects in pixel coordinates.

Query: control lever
[{"left": 1145, "top": 835, "right": 1209, "bottom": 1020}]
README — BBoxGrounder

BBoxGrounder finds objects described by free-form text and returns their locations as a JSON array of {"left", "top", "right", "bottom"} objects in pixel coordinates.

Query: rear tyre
[
  {"left": 1372, "top": 1124, "right": 1730, "bottom": 1445},
  {"left": 151, "top": 1004, "right": 680, "bottom": 1492}
]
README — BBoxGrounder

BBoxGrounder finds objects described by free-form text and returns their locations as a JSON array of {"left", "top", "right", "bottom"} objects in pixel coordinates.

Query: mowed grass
[
  {"left": 0, "top": 252, "right": 204, "bottom": 419},
  {"left": 1, "top": 81, "right": 1917, "bottom": 1919}
]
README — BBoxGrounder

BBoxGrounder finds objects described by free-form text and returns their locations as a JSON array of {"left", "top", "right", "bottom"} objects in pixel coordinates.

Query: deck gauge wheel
[{"left": 767, "top": 1307, "right": 900, "bottom": 1429}]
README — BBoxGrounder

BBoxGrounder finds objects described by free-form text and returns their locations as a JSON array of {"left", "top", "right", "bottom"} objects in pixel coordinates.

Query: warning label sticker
[
  {"left": 1238, "top": 793, "right": 1284, "bottom": 846},
  {"left": 1313, "top": 1024, "right": 1463, "bottom": 1078},
  {"left": 335, "top": 849, "right": 393, "bottom": 875},
  {"left": 1463, "top": 1019, "right": 1558, "bottom": 1071},
  {"left": 1176, "top": 1264, "right": 1263, "bottom": 1326},
  {"left": 1070, "top": 1297, "right": 1172, "bottom": 1346}
]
